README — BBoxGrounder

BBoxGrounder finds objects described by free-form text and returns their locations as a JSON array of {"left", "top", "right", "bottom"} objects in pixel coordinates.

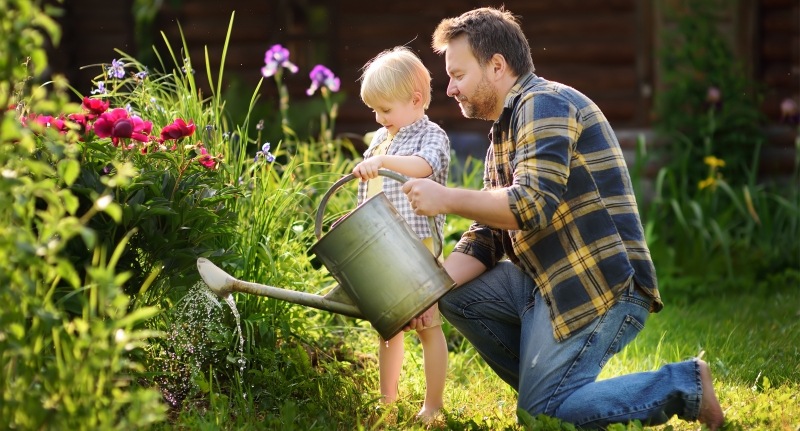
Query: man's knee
[{"left": 437, "top": 292, "right": 458, "bottom": 319}]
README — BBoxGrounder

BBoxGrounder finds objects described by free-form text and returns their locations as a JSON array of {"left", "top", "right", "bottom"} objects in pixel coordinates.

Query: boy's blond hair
[{"left": 360, "top": 46, "right": 432, "bottom": 110}]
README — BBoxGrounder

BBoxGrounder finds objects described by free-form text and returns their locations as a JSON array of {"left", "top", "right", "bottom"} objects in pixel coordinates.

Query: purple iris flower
[
  {"left": 91, "top": 81, "right": 107, "bottom": 95},
  {"left": 108, "top": 59, "right": 125, "bottom": 79},
  {"left": 261, "top": 44, "right": 298, "bottom": 78},
  {"left": 306, "top": 65, "right": 340, "bottom": 96},
  {"left": 254, "top": 142, "right": 275, "bottom": 163}
]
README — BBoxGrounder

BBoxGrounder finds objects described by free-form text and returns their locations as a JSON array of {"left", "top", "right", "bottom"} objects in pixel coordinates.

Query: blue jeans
[{"left": 439, "top": 261, "right": 702, "bottom": 428}]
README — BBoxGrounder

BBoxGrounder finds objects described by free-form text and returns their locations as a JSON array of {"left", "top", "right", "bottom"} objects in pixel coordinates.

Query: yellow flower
[
  {"left": 703, "top": 156, "right": 726, "bottom": 169},
  {"left": 698, "top": 177, "right": 717, "bottom": 190}
]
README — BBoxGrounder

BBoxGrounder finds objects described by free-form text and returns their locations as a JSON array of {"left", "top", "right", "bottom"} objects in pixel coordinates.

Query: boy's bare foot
[
  {"left": 415, "top": 407, "right": 443, "bottom": 425},
  {"left": 697, "top": 359, "right": 724, "bottom": 431}
]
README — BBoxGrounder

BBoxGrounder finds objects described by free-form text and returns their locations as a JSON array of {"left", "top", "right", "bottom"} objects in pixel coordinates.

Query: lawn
[{"left": 354, "top": 282, "right": 800, "bottom": 430}]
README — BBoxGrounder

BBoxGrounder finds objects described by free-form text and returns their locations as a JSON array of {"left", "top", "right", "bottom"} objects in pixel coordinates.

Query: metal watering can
[{"left": 197, "top": 170, "right": 456, "bottom": 340}]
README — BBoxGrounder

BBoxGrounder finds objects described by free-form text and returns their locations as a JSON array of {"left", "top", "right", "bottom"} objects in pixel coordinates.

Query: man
[{"left": 402, "top": 7, "right": 724, "bottom": 430}]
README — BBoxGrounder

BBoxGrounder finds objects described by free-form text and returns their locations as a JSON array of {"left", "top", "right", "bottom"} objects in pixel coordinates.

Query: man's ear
[{"left": 488, "top": 53, "right": 508, "bottom": 80}]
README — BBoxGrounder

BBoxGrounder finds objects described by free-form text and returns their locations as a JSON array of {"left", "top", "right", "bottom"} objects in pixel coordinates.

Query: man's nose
[{"left": 446, "top": 80, "right": 458, "bottom": 98}]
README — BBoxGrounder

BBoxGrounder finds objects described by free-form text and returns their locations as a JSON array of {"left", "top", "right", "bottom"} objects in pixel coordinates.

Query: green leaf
[
  {"left": 57, "top": 259, "right": 81, "bottom": 288},
  {"left": 60, "top": 189, "right": 79, "bottom": 215},
  {"left": 57, "top": 159, "right": 80, "bottom": 186},
  {"left": 80, "top": 226, "right": 97, "bottom": 250},
  {"left": 103, "top": 202, "right": 123, "bottom": 223},
  {"left": 115, "top": 307, "right": 160, "bottom": 328},
  {"left": 1, "top": 114, "right": 24, "bottom": 141}
]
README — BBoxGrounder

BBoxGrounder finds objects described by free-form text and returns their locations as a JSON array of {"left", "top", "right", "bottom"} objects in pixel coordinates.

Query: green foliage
[
  {"left": 642, "top": 0, "right": 800, "bottom": 294},
  {"left": 0, "top": 0, "right": 62, "bottom": 90},
  {"left": 638, "top": 133, "right": 800, "bottom": 295},
  {"left": 654, "top": 0, "right": 764, "bottom": 186},
  {"left": 1, "top": 3, "right": 166, "bottom": 428}
]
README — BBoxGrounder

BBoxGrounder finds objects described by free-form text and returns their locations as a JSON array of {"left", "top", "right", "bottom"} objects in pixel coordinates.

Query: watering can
[{"left": 197, "top": 169, "right": 456, "bottom": 340}]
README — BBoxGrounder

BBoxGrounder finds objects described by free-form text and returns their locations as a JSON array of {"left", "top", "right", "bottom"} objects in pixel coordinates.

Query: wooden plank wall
[
  {"left": 759, "top": 0, "right": 799, "bottom": 177},
  {"left": 47, "top": 0, "right": 797, "bottom": 175},
  {"left": 759, "top": 0, "right": 799, "bottom": 120},
  {"left": 49, "top": 0, "right": 136, "bottom": 95},
  {"left": 333, "top": 0, "right": 646, "bottom": 139}
]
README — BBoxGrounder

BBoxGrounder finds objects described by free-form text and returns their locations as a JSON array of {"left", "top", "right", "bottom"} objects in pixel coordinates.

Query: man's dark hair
[{"left": 432, "top": 7, "right": 535, "bottom": 76}]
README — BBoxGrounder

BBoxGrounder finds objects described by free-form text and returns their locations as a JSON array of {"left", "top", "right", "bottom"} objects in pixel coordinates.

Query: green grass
[{"left": 332, "top": 285, "right": 800, "bottom": 431}]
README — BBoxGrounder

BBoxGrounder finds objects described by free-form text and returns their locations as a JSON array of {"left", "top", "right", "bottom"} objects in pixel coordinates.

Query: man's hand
[{"left": 402, "top": 178, "right": 448, "bottom": 216}]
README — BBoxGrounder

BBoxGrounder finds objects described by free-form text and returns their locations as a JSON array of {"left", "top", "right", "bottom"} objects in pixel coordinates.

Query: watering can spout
[
  {"left": 197, "top": 257, "right": 234, "bottom": 298},
  {"left": 196, "top": 258, "right": 364, "bottom": 319}
]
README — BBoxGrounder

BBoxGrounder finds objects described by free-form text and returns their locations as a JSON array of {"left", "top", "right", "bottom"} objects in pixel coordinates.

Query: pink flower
[
  {"left": 31, "top": 114, "right": 69, "bottom": 133},
  {"left": 81, "top": 97, "right": 109, "bottom": 117},
  {"left": 706, "top": 86, "right": 722, "bottom": 110},
  {"left": 780, "top": 98, "right": 799, "bottom": 125},
  {"left": 67, "top": 113, "right": 91, "bottom": 135},
  {"left": 160, "top": 118, "right": 196, "bottom": 141},
  {"left": 196, "top": 147, "right": 217, "bottom": 169},
  {"left": 93, "top": 108, "right": 153, "bottom": 146}
]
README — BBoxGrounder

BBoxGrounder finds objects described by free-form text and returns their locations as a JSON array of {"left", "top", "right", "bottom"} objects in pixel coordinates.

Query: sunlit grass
[{"left": 332, "top": 286, "right": 800, "bottom": 431}]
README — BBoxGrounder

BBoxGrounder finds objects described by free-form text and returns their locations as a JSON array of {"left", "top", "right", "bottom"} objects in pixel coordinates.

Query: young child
[{"left": 352, "top": 46, "right": 451, "bottom": 422}]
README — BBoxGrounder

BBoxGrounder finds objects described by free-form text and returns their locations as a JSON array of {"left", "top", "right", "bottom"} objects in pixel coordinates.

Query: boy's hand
[
  {"left": 403, "top": 304, "right": 436, "bottom": 332},
  {"left": 352, "top": 156, "right": 383, "bottom": 180}
]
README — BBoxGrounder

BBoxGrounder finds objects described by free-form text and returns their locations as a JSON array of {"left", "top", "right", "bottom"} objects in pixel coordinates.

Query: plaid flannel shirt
[
  {"left": 453, "top": 73, "right": 662, "bottom": 341},
  {"left": 357, "top": 115, "right": 450, "bottom": 242}
]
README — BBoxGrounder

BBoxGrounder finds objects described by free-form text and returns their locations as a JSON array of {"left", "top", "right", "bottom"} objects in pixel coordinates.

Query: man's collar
[{"left": 501, "top": 72, "right": 538, "bottom": 110}]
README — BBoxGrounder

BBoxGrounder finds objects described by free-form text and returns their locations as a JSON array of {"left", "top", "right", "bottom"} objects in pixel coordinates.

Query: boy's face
[{"left": 369, "top": 95, "right": 422, "bottom": 136}]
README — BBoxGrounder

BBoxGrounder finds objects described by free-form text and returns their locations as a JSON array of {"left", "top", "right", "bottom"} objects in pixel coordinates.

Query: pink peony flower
[
  {"left": 196, "top": 146, "right": 217, "bottom": 169},
  {"left": 160, "top": 118, "right": 196, "bottom": 141},
  {"left": 93, "top": 108, "right": 153, "bottom": 146},
  {"left": 32, "top": 114, "right": 69, "bottom": 133},
  {"left": 81, "top": 97, "right": 110, "bottom": 117}
]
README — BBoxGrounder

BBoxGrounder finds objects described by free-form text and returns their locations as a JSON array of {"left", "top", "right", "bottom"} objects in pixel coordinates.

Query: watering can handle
[{"left": 314, "top": 169, "right": 443, "bottom": 259}]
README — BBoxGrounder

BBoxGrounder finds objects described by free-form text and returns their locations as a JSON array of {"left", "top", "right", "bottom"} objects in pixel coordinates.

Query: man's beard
[{"left": 458, "top": 74, "right": 497, "bottom": 121}]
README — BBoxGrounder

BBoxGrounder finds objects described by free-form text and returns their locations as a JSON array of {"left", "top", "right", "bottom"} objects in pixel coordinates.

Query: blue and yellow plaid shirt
[{"left": 453, "top": 73, "right": 662, "bottom": 341}]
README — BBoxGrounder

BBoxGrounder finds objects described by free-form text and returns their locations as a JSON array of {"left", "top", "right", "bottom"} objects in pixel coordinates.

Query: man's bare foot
[{"left": 697, "top": 359, "right": 724, "bottom": 430}]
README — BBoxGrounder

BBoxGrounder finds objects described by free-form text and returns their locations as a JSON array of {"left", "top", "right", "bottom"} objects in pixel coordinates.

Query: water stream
[
  {"left": 223, "top": 294, "right": 247, "bottom": 389},
  {"left": 153, "top": 281, "right": 247, "bottom": 407}
]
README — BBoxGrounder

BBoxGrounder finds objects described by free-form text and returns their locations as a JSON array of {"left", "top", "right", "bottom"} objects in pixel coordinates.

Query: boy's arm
[{"left": 352, "top": 154, "right": 432, "bottom": 180}]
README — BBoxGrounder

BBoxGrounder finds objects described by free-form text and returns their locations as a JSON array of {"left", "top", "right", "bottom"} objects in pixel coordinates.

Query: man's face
[{"left": 444, "top": 36, "right": 499, "bottom": 121}]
